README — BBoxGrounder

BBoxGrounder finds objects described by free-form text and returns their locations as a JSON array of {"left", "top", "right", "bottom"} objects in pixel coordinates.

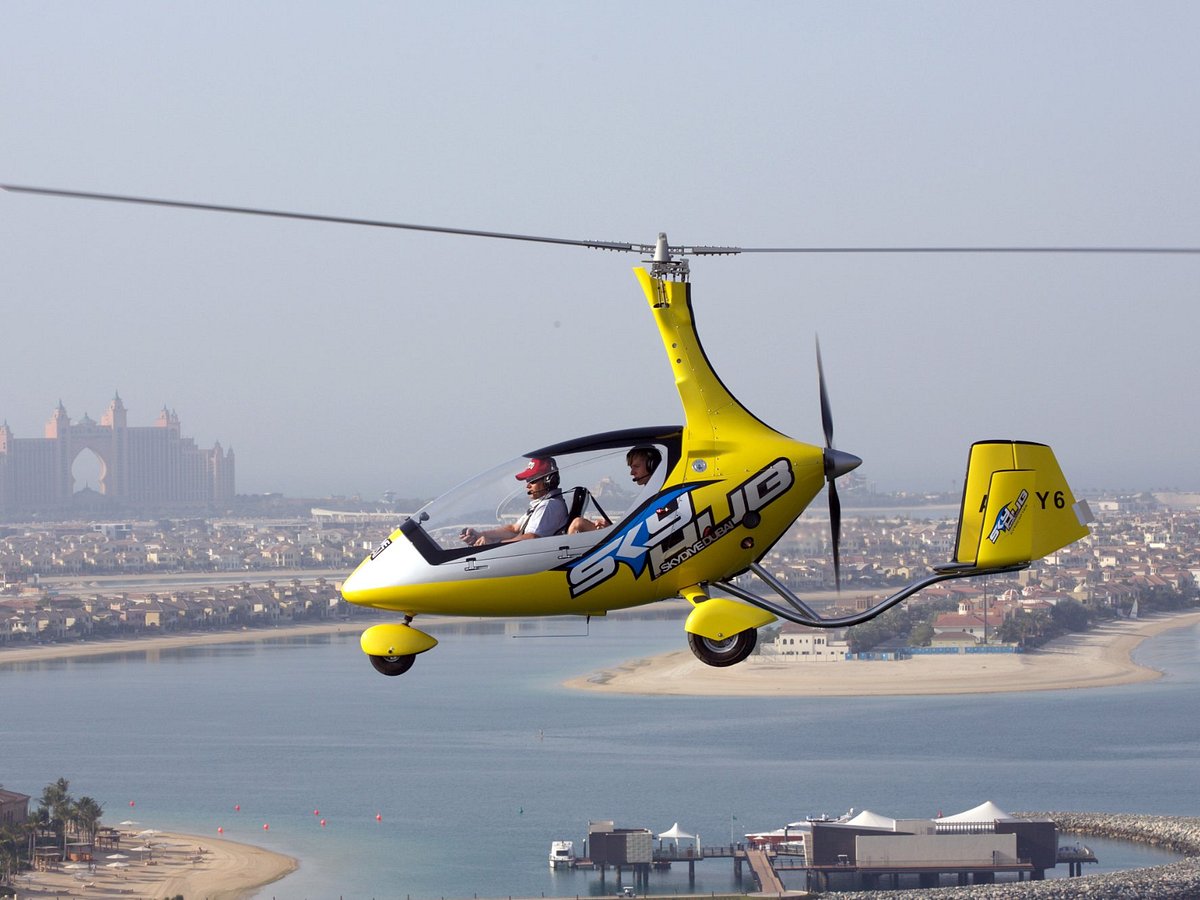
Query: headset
[{"left": 627, "top": 445, "right": 661, "bottom": 475}]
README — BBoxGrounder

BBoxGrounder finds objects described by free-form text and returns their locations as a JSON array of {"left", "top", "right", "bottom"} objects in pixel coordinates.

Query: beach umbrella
[
  {"left": 105, "top": 861, "right": 129, "bottom": 868},
  {"left": 105, "top": 853, "right": 129, "bottom": 860},
  {"left": 137, "top": 828, "right": 161, "bottom": 836}
]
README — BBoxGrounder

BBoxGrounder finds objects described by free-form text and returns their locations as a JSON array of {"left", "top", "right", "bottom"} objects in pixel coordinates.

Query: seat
[{"left": 557, "top": 487, "right": 589, "bottom": 534}]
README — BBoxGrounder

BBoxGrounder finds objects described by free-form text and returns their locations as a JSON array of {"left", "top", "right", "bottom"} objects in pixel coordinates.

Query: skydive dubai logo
[
  {"left": 567, "top": 458, "right": 794, "bottom": 596},
  {"left": 987, "top": 489, "right": 1028, "bottom": 544}
]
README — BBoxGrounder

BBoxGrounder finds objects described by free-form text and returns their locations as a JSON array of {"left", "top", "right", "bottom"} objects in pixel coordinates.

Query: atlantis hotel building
[{"left": 0, "top": 394, "right": 234, "bottom": 518}]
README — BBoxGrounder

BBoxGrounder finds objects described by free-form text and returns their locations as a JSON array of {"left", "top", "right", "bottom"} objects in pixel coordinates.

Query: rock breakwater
[{"left": 825, "top": 812, "right": 1200, "bottom": 899}]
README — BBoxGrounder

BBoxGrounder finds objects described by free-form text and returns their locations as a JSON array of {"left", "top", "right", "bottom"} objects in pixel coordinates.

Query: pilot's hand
[{"left": 460, "top": 527, "right": 478, "bottom": 545}]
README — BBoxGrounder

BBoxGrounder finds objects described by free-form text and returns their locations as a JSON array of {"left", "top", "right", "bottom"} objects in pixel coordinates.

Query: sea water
[{"left": 2, "top": 613, "right": 1197, "bottom": 898}]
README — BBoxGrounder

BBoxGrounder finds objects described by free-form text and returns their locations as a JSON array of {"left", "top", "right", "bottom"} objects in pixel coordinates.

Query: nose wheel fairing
[
  {"left": 360, "top": 622, "right": 438, "bottom": 657},
  {"left": 683, "top": 593, "right": 776, "bottom": 641},
  {"left": 359, "top": 621, "right": 439, "bottom": 677}
]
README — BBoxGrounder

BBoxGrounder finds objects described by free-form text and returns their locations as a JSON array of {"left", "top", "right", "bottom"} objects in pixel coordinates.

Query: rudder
[{"left": 950, "top": 441, "right": 1091, "bottom": 570}]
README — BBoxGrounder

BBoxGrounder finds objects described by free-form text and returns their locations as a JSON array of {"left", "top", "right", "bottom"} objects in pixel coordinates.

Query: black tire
[
  {"left": 369, "top": 653, "right": 416, "bottom": 676},
  {"left": 687, "top": 628, "right": 757, "bottom": 667}
]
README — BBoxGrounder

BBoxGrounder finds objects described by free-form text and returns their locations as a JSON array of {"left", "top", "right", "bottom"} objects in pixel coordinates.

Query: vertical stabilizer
[{"left": 951, "top": 441, "right": 1091, "bottom": 569}]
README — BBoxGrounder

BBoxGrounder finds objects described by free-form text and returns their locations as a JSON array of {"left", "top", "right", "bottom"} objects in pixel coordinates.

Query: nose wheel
[
  {"left": 687, "top": 628, "right": 757, "bottom": 667},
  {"left": 361, "top": 620, "right": 437, "bottom": 677},
  {"left": 369, "top": 653, "right": 416, "bottom": 676}
]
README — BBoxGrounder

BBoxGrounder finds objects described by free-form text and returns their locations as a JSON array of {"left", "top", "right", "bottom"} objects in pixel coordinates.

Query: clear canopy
[{"left": 411, "top": 440, "right": 670, "bottom": 552}]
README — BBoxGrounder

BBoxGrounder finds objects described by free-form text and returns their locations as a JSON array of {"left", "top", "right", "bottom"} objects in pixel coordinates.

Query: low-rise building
[
  {"left": 772, "top": 623, "right": 850, "bottom": 661},
  {"left": 0, "top": 787, "right": 30, "bottom": 826}
]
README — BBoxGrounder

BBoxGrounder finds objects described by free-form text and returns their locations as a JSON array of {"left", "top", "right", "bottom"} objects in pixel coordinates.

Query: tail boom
[{"left": 700, "top": 440, "right": 1092, "bottom": 632}]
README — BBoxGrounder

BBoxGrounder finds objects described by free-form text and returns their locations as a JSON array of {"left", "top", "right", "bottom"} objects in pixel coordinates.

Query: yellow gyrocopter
[{"left": 7, "top": 183, "right": 1193, "bottom": 677}]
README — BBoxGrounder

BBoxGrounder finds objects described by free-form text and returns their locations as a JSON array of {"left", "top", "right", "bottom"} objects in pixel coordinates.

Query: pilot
[
  {"left": 461, "top": 457, "right": 568, "bottom": 545},
  {"left": 567, "top": 445, "right": 662, "bottom": 534}
]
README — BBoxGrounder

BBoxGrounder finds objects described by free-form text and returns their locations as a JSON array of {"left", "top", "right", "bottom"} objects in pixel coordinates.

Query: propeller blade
[
  {"left": 816, "top": 337, "right": 862, "bottom": 592},
  {"left": 828, "top": 478, "right": 842, "bottom": 591},
  {"left": 823, "top": 448, "right": 862, "bottom": 593},
  {"left": 816, "top": 336, "right": 834, "bottom": 452}
]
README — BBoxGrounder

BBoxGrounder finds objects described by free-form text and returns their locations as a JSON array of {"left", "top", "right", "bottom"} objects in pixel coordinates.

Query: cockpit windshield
[{"left": 406, "top": 431, "right": 677, "bottom": 555}]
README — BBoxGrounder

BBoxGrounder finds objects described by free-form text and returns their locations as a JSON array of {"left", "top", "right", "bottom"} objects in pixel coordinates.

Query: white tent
[
  {"left": 657, "top": 822, "right": 699, "bottom": 854},
  {"left": 846, "top": 809, "right": 897, "bottom": 829},
  {"left": 657, "top": 822, "right": 697, "bottom": 841},
  {"left": 938, "top": 800, "right": 1016, "bottom": 823}
]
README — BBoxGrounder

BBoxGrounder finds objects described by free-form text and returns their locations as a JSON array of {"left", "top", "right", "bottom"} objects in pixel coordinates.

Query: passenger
[
  {"left": 461, "top": 457, "right": 568, "bottom": 545},
  {"left": 568, "top": 446, "right": 662, "bottom": 534}
]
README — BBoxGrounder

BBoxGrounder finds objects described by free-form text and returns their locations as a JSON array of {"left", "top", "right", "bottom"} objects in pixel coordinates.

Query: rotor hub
[{"left": 647, "top": 232, "right": 690, "bottom": 281}]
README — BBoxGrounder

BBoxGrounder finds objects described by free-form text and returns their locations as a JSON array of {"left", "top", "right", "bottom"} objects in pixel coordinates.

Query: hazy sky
[{"left": 3, "top": 2, "right": 1198, "bottom": 500}]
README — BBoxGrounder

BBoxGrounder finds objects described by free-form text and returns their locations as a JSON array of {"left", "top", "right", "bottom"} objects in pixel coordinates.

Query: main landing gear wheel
[
  {"left": 687, "top": 628, "right": 757, "bottom": 667},
  {"left": 369, "top": 653, "right": 416, "bottom": 676}
]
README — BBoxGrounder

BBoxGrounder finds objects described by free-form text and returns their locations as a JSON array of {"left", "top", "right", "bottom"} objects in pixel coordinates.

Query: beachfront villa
[
  {"left": 0, "top": 788, "right": 30, "bottom": 827},
  {"left": 770, "top": 623, "right": 851, "bottom": 661}
]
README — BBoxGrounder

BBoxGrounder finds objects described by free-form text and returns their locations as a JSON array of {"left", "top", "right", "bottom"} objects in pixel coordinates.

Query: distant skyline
[
  {"left": 0, "top": 394, "right": 235, "bottom": 515},
  {"left": 3, "top": 2, "right": 1198, "bottom": 498}
]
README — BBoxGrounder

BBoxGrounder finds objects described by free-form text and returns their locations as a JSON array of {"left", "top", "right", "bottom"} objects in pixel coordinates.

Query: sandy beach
[
  {"left": 562, "top": 609, "right": 1200, "bottom": 697},
  {"left": 0, "top": 621, "right": 361, "bottom": 669},
  {"left": 9, "top": 829, "right": 296, "bottom": 900}
]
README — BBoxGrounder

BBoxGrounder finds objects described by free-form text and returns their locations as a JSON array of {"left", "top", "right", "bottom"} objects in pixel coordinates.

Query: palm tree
[
  {"left": 0, "top": 822, "right": 24, "bottom": 887},
  {"left": 71, "top": 796, "right": 104, "bottom": 846},
  {"left": 38, "top": 777, "right": 73, "bottom": 854}
]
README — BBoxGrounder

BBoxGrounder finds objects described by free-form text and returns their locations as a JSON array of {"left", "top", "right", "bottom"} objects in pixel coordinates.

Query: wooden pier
[
  {"left": 743, "top": 847, "right": 786, "bottom": 894},
  {"left": 566, "top": 844, "right": 790, "bottom": 894},
  {"left": 560, "top": 819, "right": 1097, "bottom": 893}
]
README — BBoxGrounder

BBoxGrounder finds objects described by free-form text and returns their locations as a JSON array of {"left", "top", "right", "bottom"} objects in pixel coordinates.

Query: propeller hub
[{"left": 824, "top": 448, "right": 862, "bottom": 480}]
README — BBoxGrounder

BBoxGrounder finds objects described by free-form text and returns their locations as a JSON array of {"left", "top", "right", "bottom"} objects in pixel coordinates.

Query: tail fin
[{"left": 948, "top": 441, "right": 1092, "bottom": 570}]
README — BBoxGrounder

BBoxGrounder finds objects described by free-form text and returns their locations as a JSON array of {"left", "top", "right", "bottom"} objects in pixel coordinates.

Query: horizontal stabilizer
[{"left": 951, "top": 441, "right": 1091, "bottom": 570}]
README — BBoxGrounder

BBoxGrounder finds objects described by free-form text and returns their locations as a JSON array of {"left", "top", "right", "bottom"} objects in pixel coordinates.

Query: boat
[{"left": 549, "top": 840, "right": 575, "bottom": 869}]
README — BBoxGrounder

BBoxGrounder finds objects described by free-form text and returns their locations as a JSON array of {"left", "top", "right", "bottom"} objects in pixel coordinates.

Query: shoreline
[
  {"left": 5, "top": 607, "right": 1199, "bottom": 698},
  {"left": 0, "top": 604, "right": 683, "bottom": 670},
  {"left": 0, "top": 620, "right": 363, "bottom": 668},
  {"left": 562, "top": 609, "right": 1200, "bottom": 697},
  {"left": 9, "top": 828, "right": 296, "bottom": 900}
]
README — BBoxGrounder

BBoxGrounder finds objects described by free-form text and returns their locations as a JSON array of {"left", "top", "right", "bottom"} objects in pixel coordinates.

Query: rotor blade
[
  {"left": 8, "top": 184, "right": 1197, "bottom": 256},
  {"left": 735, "top": 245, "right": 1200, "bottom": 255},
  {"left": 0, "top": 184, "right": 647, "bottom": 254}
]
